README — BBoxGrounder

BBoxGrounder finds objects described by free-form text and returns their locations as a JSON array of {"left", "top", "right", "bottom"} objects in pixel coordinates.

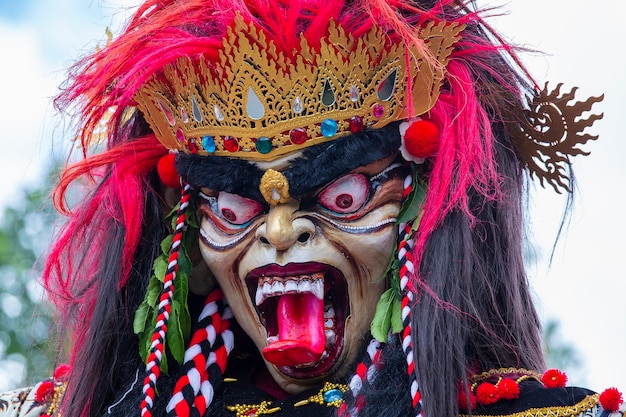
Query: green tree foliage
[{"left": 0, "top": 168, "right": 57, "bottom": 390}]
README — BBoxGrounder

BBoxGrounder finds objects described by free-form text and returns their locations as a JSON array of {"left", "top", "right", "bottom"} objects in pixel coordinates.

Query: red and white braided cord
[
  {"left": 338, "top": 339, "right": 383, "bottom": 416},
  {"left": 398, "top": 173, "right": 423, "bottom": 416},
  {"left": 141, "top": 184, "right": 191, "bottom": 417},
  {"left": 166, "top": 289, "right": 233, "bottom": 417},
  {"left": 339, "top": 172, "right": 423, "bottom": 417}
]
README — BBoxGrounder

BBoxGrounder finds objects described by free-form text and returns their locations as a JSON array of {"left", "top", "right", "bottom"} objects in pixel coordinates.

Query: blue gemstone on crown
[
  {"left": 202, "top": 135, "right": 216, "bottom": 153},
  {"left": 321, "top": 119, "right": 338, "bottom": 137}
]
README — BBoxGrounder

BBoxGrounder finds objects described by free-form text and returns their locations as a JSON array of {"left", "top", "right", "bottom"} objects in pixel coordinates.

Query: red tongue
[{"left": 262, "top": 292, "right": 325, "bottom": 367}]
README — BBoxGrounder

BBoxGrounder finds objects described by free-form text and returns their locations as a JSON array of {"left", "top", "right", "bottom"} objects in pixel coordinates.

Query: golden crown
[{"left": 134, "top": 15, "right": 464, "bottom": 161}]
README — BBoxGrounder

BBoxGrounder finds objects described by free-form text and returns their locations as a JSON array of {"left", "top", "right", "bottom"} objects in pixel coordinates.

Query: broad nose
[{"left": 257, "top": 199, "right": 315, "bottom": 251}]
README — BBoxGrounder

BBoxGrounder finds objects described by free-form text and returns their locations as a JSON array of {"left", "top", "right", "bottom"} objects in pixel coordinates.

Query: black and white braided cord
[{"left": 166, "top": 289, "right": 233, "bottom": 417}]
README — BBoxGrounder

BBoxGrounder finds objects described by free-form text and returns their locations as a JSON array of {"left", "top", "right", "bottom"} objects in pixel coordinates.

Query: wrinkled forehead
[{"left": 176, "top": 124, "right": 402, "bottom": 201}]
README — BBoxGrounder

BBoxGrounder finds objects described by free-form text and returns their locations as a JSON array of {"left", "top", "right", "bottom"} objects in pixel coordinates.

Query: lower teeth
[{"left": 324, "top": 302, "right": 336, "bottom": 348}]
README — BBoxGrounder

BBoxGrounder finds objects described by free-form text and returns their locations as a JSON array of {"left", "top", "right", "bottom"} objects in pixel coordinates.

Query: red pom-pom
[
  {"left": 53, "top": 364, "right": 71, "bottom": 383},
  {"left": 475, "top": 382, "right": 500, "bottom": 405},
  {"left": 402, "top": 119, "right": 440, "bottom": 158},
  {"left": 157, "top": 153, "right": 180, "bottom": 188},
  {"left": 497, "top": 378, "right": 520, "bottom": 400},
  {"left": 599, "top": 387, "right": 624, "bottom": 412},
  {"left": 34, "top": 380, "right": 55, "bottom": 403},
  {"left": 542, "top": 369, "right": 568, "bottom": 388},
  {"left": 457, "top": 388, "right": 477, "bottom": 411}
]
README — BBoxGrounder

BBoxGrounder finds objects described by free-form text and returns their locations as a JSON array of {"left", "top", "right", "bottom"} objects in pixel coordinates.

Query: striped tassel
[
  {"left": 398, "top": 172, "right": 423, "bottom": 416},
  {"left": 339, "top": 339, "right": 384, "bottom": 416},
  {"left": 167, "top": 289, "right": 233, "bottom": 417},
  {"left": 141, "top": 183, "right": 191, "bottom": 417}
]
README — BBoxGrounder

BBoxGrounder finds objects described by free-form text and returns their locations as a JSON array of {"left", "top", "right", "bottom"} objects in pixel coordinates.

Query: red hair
[
  {"left": 43, "top": 134, "right": 166, "bottom": 361},
  {"left": 414, "top": 58, "right": 504, "bottom": 277}
]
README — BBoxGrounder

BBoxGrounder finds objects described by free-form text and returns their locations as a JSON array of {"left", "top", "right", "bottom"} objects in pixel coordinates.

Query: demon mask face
[
  {"left": 134, "top": 10, "right": 457, "bottom": 394},
  {"left": 189, "top": 148, "right": 407, "bottom": 392}
]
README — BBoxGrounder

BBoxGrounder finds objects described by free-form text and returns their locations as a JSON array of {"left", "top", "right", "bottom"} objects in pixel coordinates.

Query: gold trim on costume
[
  {"left": 460, "top": 394, "right": 599, "bottom": 417},
  {"left": 470, "top": 368, "right": 542, "bottom": 383},
  {"left": 294, "top": 381, "right": 349, "bottom": 408},
  {"left": 46, "top": 382, "right": 67, "bottom": 417},
  {"left": 226, "top": 400, "right": 281, "bottom": 417}
]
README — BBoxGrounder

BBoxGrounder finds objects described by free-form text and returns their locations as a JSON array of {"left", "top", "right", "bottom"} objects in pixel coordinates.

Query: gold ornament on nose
[{"left": 260, "top": 169, "right": 290, "bottom": 205}]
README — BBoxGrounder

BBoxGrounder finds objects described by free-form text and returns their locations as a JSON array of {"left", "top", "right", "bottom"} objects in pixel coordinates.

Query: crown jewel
[{"left": 135, "top": 15, "right": 464, "bottom": 161}]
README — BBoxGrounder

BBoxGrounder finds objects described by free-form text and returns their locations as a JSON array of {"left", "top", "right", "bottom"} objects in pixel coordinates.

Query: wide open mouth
[{"left": 245, "top": 262, "right": 349, "bottom": 379}]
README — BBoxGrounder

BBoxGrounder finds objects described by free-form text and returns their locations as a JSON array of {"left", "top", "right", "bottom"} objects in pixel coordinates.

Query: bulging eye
[
  {"left": 318, "top": 173, "right": 370, "bottom": 214},
  {"left": 217, "top": 192, "right": 264, "bottom": 225}
]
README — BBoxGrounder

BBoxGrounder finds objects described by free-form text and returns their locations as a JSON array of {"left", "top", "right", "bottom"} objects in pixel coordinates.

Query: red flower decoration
[
  {"left": 541, "top": 369, "right": 567, "bottom": 388},
  {"left": 599, "top": 387, "right": 624, "bottom": 412},
  {"left": 399, "top": 118, "right": 440, "bottom": 163},
  {"left": 475, "top": 382, "right": 500, "bottom": 405},
  {"left": 157, "top": 153, "right": 181, "bottom": 189},
  {"left": 34, "top": 380, "right": 55, "bottom": 403},
  {"left": 497, "top": 378, "right": 520, "bottom": 400},
  {"left": 53, "top": 364, "right": 71, "bottom": 383}
]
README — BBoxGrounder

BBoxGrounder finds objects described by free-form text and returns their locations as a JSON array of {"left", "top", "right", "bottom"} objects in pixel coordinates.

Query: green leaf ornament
[{"left": 133, "top": 198, "right": 197, "bottom": 371}]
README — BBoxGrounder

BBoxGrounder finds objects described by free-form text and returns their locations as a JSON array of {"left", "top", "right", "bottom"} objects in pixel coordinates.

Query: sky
[{"left": 0, "top": 0, "right": 624, "bottom": 394}]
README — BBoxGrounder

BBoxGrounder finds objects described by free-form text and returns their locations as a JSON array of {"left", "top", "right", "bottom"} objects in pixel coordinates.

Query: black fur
[{"left": 176, "top": 124, "right": 401, "bottom": 200}]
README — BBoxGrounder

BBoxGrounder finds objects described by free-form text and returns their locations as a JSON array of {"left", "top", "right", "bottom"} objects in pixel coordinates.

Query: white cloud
[
  {"left": 0, "top": 0, "right": 142, "bottom": 206},
  {"left": 0, "top": 25, "right": 55, "bottom": 202}
]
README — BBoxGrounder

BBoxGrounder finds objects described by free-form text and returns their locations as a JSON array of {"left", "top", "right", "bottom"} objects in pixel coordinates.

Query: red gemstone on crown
[
  {"left": 290, "top": 128, "right": 309, "bottom": 145},
  {"left": 349, "top": 116, "right": 364, "bottom": 133},
  {"left": 224, "top": 136, "right": 239, "bottom": 152},
  {"left": 188, "top": 140, "right": 198, "bottom": 154}
]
